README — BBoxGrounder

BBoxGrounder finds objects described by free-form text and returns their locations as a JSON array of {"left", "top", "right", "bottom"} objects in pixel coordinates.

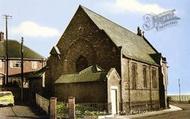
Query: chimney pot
[{"left": 137, "top": 27, "right": 142, "bottom": 36}]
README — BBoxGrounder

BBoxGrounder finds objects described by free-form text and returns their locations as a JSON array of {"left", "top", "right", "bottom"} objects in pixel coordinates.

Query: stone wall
[
  {"left": 54, "top": 81, "right": 107, "bottom": 103},
  {"left": 121, "top": 57, "right": 160, "bottom": 113}
]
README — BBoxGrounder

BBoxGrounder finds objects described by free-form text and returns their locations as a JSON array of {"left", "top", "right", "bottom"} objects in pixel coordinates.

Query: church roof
[
  {"left": 80, "top": 6, "right": 159, "bottom": 65},
  {"left": 55, "top": 65, "right": 107, "bottom": 84},
  {"left": 0, "top": 40, "right": 44, "bottom": 59}
]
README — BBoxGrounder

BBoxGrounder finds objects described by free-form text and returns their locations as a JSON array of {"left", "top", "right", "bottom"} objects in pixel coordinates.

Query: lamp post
[{"left": 178, "top": 78, "right": 181, "bottom": 102}]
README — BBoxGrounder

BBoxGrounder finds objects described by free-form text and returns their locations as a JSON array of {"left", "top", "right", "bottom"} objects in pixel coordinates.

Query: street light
[{"left": 178, "top": 78, "right": 181, "bottom": 102}]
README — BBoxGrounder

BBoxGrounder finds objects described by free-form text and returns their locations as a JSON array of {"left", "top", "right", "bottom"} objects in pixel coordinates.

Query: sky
[{"left": 0, "top": 0, "right": 189, "bottom": 95}]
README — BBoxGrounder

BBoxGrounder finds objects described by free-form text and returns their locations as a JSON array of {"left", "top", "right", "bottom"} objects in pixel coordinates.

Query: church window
[
  {"left": 152, "top": 68, "right": 157, "bottom": 88},
  {"left": 76, "top": 55, "right": 88, "bottom": 72},
  {"left": 131, "top": 63, "right": 137, "bottom": 89}
]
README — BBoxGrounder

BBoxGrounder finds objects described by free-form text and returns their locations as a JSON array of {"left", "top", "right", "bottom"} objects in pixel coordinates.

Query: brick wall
[{"left": 0, "top": 59, "right": 44, "bottom": 75}]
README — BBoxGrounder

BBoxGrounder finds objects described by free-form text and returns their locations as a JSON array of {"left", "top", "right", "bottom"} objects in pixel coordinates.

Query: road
[
  {"left": 0, "top": 103, "right": 190, "bottom": 119},
  {"left": 134, "top": 103, "right": 190, "bottom": 119},
  {"left": 0, "top": 104, "right": 48, "bottom": 119}
]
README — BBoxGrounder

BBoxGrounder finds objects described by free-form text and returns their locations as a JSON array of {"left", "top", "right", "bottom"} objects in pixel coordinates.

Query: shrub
[
  {"left": 56, "top": 103, "right": 107, "bottom": 119},
  {"left": 57, "top": 102, "right": 68, "bottom": 117},
  {"left": 75, "top": 104, "right": 106, "bottom": 118}
]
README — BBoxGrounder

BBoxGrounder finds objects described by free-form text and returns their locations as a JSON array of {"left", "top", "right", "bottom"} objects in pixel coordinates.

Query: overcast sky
[{"left": 0, "top": 0, "right": 189, "bottom": 95}]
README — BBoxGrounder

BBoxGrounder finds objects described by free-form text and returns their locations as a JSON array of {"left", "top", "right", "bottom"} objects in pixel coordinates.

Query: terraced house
[
  {"left": 45, "top": 6, "right": 168, "bottom": 114},
  {"left": 0, "top": 32, "right": 45, "bottom": 88}
]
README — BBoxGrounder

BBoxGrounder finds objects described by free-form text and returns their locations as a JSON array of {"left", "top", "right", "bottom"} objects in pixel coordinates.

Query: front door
[{"left": 111, "top": 89, "right": 117, "bottom": 114}]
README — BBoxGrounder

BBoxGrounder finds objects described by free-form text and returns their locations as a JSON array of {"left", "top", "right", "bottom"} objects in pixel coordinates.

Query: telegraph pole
[
  {"left": 3, "top": 15, "right": 12, "bottom": 85},
  {"left": 178, "top": 78, "right": 181, "bottom": 102},
  {"left": 21, "top": 37, "right": 24, "bottom": 102}
]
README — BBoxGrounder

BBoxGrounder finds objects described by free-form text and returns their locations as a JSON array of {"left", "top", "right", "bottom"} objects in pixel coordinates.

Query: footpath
[{"left": 99, "top": 105, "right": 182, "bottom": 119}]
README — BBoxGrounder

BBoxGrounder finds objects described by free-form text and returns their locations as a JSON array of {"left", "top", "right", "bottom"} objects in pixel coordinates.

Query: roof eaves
[
  {"left": 142, "top": 36, "right": 159, "bottom": 54},
  {"left": 122, "top": 53, "right": 159, "bottom": 66}
]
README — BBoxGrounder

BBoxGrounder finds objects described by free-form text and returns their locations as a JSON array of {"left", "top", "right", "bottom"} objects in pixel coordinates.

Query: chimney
[
  {"left": 137, "top": 27, "right": 142, "bottom": 36},
  {"left": 0, "top": 32, "right": 4, "bottom": 41},
  {"left": 142, "top": 31, "right": 145, "bottom": 37}
]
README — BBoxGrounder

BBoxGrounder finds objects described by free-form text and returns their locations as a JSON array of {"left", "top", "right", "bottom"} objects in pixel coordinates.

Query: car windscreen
[{"left": 0, "top": 93, "right": 12, "bottom": 97}]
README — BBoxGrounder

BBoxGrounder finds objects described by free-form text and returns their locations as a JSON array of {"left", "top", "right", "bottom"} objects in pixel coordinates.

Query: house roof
[
  {"left": 80, "top": 6, "right": 159, "bottom": 64},
  {"left": 55, "top": 65, "right": 107, "bottom": 84},
  {"left": 0, "top": 40, "right": 44, "bottom": 59},
  {"left": 9, "top": 66, "right": 47, "bottom": 79}
]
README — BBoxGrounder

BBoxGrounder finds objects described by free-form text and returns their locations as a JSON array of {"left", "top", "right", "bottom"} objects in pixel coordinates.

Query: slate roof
[
  {"left": 9, "top": 66, "right": 47, "bottom": 79},
  {"left": 0, "top": 40, "right": 44, "bottom": 59},
  {"left": 55, "top": 65, "right": 107, "bottom": 84},
  {"left": 81, "top": 6, "right": 159, "bottom": 65}
]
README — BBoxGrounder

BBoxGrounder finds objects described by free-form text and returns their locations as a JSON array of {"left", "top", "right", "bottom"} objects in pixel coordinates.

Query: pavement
[
  {"left": 0, "top": 104, "right": 48, "bottom": 119},
  {"left": 136, "top": 103, "right": 190, "bottom": 119},
  {"left": 99, "top": 104, "right": 182, "bottom": 119}
]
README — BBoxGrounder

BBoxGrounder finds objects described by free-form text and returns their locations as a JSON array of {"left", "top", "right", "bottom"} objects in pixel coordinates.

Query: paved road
[
  {"left": 1, "top": 103, "right": 190, "bottom": 119},
  {"left": 134, "top": 103, "right": 190, "bottom": 119},
  {"left": 0, "top": 104, "right": 48, "bottom": 119}
]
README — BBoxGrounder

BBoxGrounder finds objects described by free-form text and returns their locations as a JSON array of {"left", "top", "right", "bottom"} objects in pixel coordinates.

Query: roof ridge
[
  {"left": 79, "top": 5, "right": 159, "bottom": 64},
  {"left": 80, "top": 5, "right": 143, "bottom": 40}
]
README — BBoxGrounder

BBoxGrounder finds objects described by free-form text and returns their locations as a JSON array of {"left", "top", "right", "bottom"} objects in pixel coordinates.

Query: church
[{"left": 45, "top": 5, "right": 168, "bottom": 114}]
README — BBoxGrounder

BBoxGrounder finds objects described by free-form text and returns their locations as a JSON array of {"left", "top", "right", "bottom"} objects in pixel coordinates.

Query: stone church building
[{"left": 45, "top": 6, "right": 168, "bottom": 114}]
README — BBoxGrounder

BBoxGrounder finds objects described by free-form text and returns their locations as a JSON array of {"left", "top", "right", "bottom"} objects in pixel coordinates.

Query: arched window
[
  {"left": 152, "top": 68, "right": 157, "bottom": 88},
  {"left": 76, "top": 56, "right": 88, "bottom": 72},
  {"left": 131, "top": 63, "right": 137, "bottom": 89}
]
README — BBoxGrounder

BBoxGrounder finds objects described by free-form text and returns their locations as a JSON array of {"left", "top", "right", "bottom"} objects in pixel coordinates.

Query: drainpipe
[
  {"left": 149, "top": 65, "right": 153, "bottom": 109},
  {"left": 120, "top": 47, "right": 123, "bottom": 113},
  {"left": 128, "top": 59, "right": 131, "bottom": 113}
]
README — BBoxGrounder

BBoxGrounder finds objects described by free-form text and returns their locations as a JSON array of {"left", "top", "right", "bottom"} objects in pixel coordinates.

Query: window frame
[
  {"left": 31, "top": 61, "right": 38, "bottom": 70},
  {"left": 143, "top": 65, "right": 148, "bottom": 88},
  {"left": 131, "top": 62, "right": 137, "bottom": 89},
  {"left": 10, "top": 60, "right": 21, "bottom": 68},
  {"left": 152, "top": 67, "right": 157, "bottom": 88}
]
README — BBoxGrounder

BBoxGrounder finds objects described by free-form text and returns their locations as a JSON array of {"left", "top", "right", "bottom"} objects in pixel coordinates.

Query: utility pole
[
  {"left": 178, "top": 78, "right": 181, "bottom": 102},
  {"left": 21, "top": 37, "right": 24, "bottom": 102},
  {"left": 3, "top": 14, "right": 12, "bottom": 86}
]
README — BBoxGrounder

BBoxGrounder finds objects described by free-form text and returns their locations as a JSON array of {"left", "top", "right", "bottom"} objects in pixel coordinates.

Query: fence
[
  {"left": 36, "top": 93, "right": 50, "bottom": 114},
  {"left": 36, "top": 94, "right": 75, "bottom": 119},
  {"left": 168, "top": 95, "right": 190, "bottom": 102}
]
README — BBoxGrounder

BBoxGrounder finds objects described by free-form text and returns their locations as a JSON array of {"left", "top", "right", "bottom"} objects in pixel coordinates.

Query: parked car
[{"left": 0, "top": 91, "right": 14, "bottom": 106}]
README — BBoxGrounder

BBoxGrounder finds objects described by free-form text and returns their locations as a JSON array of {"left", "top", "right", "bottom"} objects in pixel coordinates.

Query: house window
[
  {"left": 152, "top": 68, "right": 157, "bottom": 88},
  {"left": 76, "top": 55, "right": 88, "bottom": 72},
  {"left": 0, "top": 60, "right": 2, "bottom": 68},
  {"left": 32, "top": 61, "right": 38, "bottom": 69},
  {"left": 143, "top": 65, "right": 147, "bottom": 88},
  {"left": 131, "top": 63, "right": 137, "bottom": 89},
  {"left": 10, "top": 60, "right": 21, "bottom": 68}
]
